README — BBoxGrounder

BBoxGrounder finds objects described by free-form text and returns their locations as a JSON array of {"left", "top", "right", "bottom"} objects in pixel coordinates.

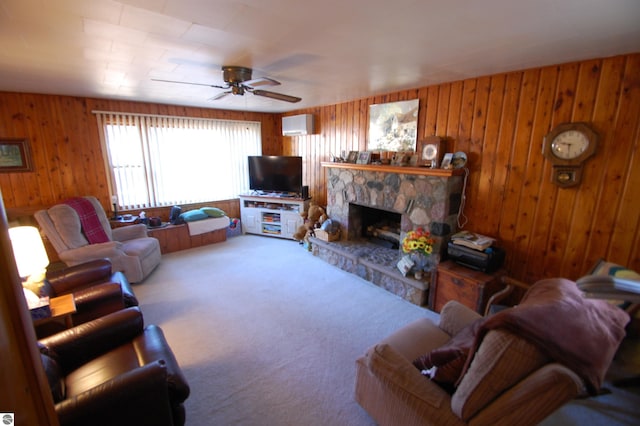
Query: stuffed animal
[{"left": 293, "top": 203, "right": 328, "bottom": 242}]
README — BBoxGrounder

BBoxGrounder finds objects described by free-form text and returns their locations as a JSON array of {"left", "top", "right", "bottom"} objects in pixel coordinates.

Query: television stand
[
  {"left": 239, "top": 194, "right": 310, "bottom": 240},
  {"left": 252, "top": 191, "right": 298, "bottom": 198}
]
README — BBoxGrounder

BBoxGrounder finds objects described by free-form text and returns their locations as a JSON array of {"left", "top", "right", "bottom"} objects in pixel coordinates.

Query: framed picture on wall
[
  {"left": 368, "top": 99, "right": 419, "bottom": 152},
  {"left": 356, "top": 151, "right": 372, "bottom": 164},
  {"left": 0, "top": 139, "right": 33, "bottom": 173}
]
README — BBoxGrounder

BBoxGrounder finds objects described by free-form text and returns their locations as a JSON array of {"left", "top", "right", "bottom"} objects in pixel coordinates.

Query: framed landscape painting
[
  {"left": 368, "top": 99, "right": 419, "bottom": 152},
  {"left": 0, "top": 139, "right": 33, "bottom": 172}
]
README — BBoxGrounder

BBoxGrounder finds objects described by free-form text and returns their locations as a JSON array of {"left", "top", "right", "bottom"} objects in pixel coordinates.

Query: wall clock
[
  {"left": 416, "top": 136, "right": 443, "bottom": 167},
  {"left": 542, "top": 122, "right": 598, "bottom": 187}
]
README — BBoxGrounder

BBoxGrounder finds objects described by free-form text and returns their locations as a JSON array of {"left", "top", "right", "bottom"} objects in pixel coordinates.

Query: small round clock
[
  {"left": 550, "top": 129, "right": 590, "bottom": 159},
  {"left": 417, "top": 136, "right": 442, "bottom": 167},
  {"left": 423, "top": 144, "right": 437, "bottom": 161},
  {"left": 543, "top": 122, "right": 597, "bottom": 165},
  {"left": 542, "top": 122, "right": 598, "bottom": 187}
]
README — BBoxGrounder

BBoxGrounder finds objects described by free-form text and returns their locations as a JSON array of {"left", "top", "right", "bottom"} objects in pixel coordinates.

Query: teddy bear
[{"left": 293, "top": 203, "right": 328, "bottom": 242}]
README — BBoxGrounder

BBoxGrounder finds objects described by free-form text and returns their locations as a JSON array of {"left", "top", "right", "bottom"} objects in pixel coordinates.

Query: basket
[{"left": 314, "top": 229, "right": 340, "bottom": 242}]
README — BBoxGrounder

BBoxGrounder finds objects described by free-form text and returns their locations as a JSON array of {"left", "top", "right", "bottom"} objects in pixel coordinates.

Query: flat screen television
[{"left": 248, "top": 156, "right": 303, "bottom": 195}]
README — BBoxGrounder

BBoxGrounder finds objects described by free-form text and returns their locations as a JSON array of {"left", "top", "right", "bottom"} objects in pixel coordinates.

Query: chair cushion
[
  {"left": 451, "top": 329, "right": 549, "bottom": 420},
  {"left": 64, "top": 343, "right": 141, "bottom": 398},
  {"left": 48, "top": 204, "right": 89, "bottom": 249},
  {"left": 122, "top": 237, "right": 160, "bottom": 258}
]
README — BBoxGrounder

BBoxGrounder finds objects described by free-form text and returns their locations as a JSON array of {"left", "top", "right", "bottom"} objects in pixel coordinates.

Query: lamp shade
[{"left": 8, "top": 226, "right": 49, "bottom": 279}]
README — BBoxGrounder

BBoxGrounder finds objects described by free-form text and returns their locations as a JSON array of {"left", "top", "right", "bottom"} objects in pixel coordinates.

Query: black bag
[{"left": 169, "top": 206, "right": 183, "bottom": 225}]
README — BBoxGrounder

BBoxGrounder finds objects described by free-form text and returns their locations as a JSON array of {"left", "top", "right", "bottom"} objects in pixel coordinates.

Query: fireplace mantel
[{"left": 321, "top": 162, "right": 464, "bottom": 177}]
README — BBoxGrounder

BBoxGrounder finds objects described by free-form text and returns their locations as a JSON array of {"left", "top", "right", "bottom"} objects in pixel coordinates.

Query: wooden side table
[
  {"left": 34, "top": 294, "right": 77, "bottom": 328},
  {"left": 430, "top": 260, "right": 506, "bottom": 313}
]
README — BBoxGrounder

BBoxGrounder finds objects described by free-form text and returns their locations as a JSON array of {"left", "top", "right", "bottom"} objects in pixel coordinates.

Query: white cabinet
[{"left": 239, "top": 194, "right": 310, "bottom": 240}]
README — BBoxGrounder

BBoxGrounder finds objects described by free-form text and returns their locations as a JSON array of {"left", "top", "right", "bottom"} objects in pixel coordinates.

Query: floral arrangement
[{"left": 401, "top": 227, "right": 434, "bottom": 256}]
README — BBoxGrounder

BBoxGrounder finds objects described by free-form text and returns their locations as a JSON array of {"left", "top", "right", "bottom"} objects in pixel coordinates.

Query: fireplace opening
[{"left": 349, "top": 204, "right": 401, "bottom": 249}]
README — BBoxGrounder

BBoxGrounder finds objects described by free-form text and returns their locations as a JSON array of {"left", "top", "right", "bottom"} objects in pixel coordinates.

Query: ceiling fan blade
[
  {"left": 209, "top": 91, "right": 232, "bottom": 101},
  {"left": 244, "top": 77, "right": 280, "bottom": 88},
  {"left": 252, "top": 89, "right": 301, "bottom": 103},
  {"left": 152, "top": 78, "right": 227, "bottom": 89}
]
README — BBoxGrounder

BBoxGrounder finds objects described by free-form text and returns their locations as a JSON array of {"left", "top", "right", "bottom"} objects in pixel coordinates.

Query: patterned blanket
[{"left": 64, "top": 197, "right": 110, "bottom": 244}]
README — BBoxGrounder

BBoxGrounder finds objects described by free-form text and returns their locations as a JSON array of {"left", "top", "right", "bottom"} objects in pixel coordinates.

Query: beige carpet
[
  {"left": 133, "top": 234, "right": 437, "bottom": 425},
  {"left": 133, "top": 234, "right": 640, "bottom": 426}
]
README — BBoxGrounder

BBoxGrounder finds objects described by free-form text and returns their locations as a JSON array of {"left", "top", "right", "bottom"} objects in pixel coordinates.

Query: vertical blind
[{"left": 94, "top": 111, "right": 261, "bottom": 210}]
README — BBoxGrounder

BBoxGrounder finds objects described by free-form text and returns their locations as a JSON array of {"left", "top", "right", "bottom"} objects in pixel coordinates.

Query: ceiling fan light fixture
[
  {"left": 153, "top": 66, "right": 301, "bottom": 103},
  {"left": 222, "top": 66, "right": 253, "bottom": 83}
]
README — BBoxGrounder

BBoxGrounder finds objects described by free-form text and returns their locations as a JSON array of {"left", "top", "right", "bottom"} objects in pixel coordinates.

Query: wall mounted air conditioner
[{"left": 282, "top": 114, "right": 315, "bottom": 136}]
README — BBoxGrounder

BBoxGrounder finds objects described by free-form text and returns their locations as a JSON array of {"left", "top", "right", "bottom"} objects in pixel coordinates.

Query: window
[{"left": 95, "top": 112, "right": 261, "bottom": 210}]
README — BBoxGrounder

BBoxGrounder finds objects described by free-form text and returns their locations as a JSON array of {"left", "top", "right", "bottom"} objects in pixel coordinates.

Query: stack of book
[
  {"left": 577, "top": 259, "right": 640, "bottom": 301},
  {"left": 450, "top": 230, "right": 495, "bottom": 251}
]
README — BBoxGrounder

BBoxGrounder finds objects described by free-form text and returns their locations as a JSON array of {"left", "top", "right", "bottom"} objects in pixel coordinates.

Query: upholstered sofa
[
  {"left": 39, "top": 307, "right": 190, "bottom": 426},
  {"left": 355, "top": 278, "right": 630, "bottom": 426},
  {"left": 35, "top": 196, "right": 161, "bottom": 283}
]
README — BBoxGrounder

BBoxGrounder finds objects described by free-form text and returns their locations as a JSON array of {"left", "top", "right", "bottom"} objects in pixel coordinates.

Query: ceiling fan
[{"left": 152, "top": 66, "right": 302, "bottom": 103}]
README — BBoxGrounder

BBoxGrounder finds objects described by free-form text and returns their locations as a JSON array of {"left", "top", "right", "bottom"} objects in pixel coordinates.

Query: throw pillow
[
  {"left": 200, "top": 207, "right": 226, "bottom": 217},
  {"left": 413, "top": 317, "right": 483, "bottom": 392},
  {"left": 180, "top": 210, "right": 209, "bottom": 222}
]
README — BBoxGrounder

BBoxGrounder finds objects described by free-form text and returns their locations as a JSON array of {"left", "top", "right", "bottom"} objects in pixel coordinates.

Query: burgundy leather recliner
[
  {"left": 38, "top": 307, "right": 190, "bottom": 426},
  {"left": 35, "top": 258, "right": 138, "bottom": 337}
]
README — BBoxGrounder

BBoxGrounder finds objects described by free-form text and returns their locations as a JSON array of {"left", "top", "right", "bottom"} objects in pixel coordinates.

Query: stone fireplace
[{"left": 311, "top": 163, "right": 464, "bottom": 306}]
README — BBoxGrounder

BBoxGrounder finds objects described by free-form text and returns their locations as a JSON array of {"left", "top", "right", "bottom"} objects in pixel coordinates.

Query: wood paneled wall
[
  {"left": 0, "top": 95, "right": 279, "bottom": 220},
  {"left": 1, "top": 54, "right": 638, "bottom": 283},
  {"left": 283, "top": 53, "right": 640, "bottom": 283}
]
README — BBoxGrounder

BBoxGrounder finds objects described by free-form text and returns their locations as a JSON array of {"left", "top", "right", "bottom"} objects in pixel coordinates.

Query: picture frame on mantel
[
  {"left": 356, "top": 151, "right": 372, "bottom": 165},
  {"left": 0, "top": 138, "right": 33, "bottom": 173},
  {"left": 416, "top": 136, "right": 443, "bottom": 168}
]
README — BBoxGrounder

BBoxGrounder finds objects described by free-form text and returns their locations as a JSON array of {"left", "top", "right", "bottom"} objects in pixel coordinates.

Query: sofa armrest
[
  {"left": 470, "top": 363, "right": 585, "bottom": 426},
  {"left": 58, "top": 242, "right": 125, "bottom": 264},
  {"left": 135, "top": 325, "right": 191, "bottom": 403},
  {"left": 71, "top": 283, "right": 126, "bottom": 325},
  {"left": 45, "top": 259, "right": 113, "bottom": 295},
  {"left": 439, "top": 301, "right": 482, "bottom": 337},
  {"left": 112, "top": 224, "right": 149, "bottom": 241},
  {"left": 361, "top": 343, "right": 450, "bottom": 408},
  {"left": 39, "top": 307, "right": 144, "bottom": 374},
  {"left": 56, "top": 361, "right": 175, "bottom": 426}
]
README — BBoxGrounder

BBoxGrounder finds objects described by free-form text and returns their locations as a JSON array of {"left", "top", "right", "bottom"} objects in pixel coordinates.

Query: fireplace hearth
[{"left": 312, "top": 163, "right": 465, "bottom": 306}]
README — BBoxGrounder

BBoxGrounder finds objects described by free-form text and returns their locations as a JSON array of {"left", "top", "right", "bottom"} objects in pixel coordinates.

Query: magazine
[
  {"left": 451, "top": 230, "right": 495, "bottom": 251},
  {"left": 576, "top": 259, "right": 640, "bottom": 300}
]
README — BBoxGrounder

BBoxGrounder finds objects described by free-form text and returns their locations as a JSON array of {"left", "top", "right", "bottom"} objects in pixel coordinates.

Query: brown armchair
[
  {"left": 355, "top": 278, "right": 629, "bottom": 426},
  {"left": 35, "top": 258, "right": 138, "bottom": 337},
  {"left": 38, "top": 307, "right": 190, "bottom": 426}
]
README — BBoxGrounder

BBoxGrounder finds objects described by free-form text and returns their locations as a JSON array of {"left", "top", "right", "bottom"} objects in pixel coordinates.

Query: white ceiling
[{"left": 1, "top": 0, "right": 639, "bottom": 113}]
